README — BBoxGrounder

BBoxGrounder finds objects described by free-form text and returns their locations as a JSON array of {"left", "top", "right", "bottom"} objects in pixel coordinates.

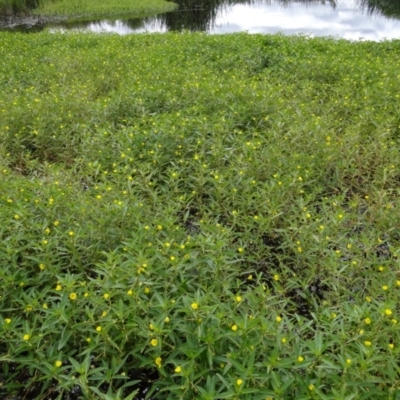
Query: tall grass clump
[{"left": 1, "top": 31, "right": 400, "bottom": 398}]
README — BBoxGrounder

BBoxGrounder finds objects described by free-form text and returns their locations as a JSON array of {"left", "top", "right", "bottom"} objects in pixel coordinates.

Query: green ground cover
[
  {"left": 34, "top": 0, "right": 177, "bottom": 21},
  {"left": 1, "top": 31, "right": 400, "bottom": 398},
  {"left": 0, "top": 0, "right": 176, "bottom": 20}
]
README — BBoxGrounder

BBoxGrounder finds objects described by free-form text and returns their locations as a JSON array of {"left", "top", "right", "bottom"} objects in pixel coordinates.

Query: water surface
[
  {"left": 56, "top": 0, "right": 400, "bottom": 40},
  {"left": 3, "top": 0, "right": 400, "bottom": 40}
]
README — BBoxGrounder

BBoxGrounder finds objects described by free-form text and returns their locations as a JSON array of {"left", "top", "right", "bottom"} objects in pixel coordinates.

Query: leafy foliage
[
  {"left": 0, "top": 0, "right": 176, "bottom": 19},
  {"left": 1, "top": 32, "right": 400, "bottom": 398}
]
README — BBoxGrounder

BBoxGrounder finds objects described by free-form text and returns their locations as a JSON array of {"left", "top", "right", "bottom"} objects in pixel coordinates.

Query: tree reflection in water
[
  {"left": 61, "top": 0, "right": 400, "bottom": 34},
  {"left": 359, "top": 0, "right": 400, "bottom": 18},
  {"left": 123, "top": 0, "right": 400, "bottom": 32},
  {"left": 156, "top": 0, "right": 337, "bottom": 32}
]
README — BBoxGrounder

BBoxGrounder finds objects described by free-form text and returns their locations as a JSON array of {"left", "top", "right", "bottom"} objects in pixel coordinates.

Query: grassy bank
[
  {"left": 0, "top": 0, "right": 176, "bottom": 20},
  {"left": 34, "top": 0, "right": 177, "bottom": 21},
  {"left": 1, "top": 31, "right": 400, "bottom": 398}
]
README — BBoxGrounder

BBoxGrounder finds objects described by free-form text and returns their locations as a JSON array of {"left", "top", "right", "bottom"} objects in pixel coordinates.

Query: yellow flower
[
  {"left": 149, "top": 324, "right": 154, "bottom": 330},
  {"left": 103, "top": 293, "right": 110, "bottom": 300},
  {"left": 127, "top": 289, "right": 133, "bottom": 295},
  {"left": 68, "top": 231, "right": 74, "bottom": 236},
  {"left": 69, "top": 293, "right": 77, "bottom": 300},
  {"left": 364, "top": 317, "right": 371, "bottom": 325},
  {"left": 397, "top": 280, "right": 400, "bottom": 286},
  {"left": 365, "top": 296, "right": 371, "bottom": 302},
  {"left": 236, "top": 379, "right": 243, "bottom": 386},
  {"left": 56, "top": 285, "right": 62, "bottom": 291},
  {"left": 382, "top": 285, "right": 388, "bottom": 291},
  {"left": 84, "top": 292, "right": 89, "bottom": 297},
  {"left": 96, "top": 326, "right": 102, "bottom": 332},
  {"left": 144, "top": 288, "right": 150, "bottom": 294},
  {"left": 86, "top": 338, "right": 91, "bottom": 343},
  {"left": 238, "top": 247, "right": 244, "bottom": 253},
  {"left": 101, "top": 311, "right": 107, "bottom": 317},
  {"left": 231, "top": 325, "right": 238, "bottom": 331},
  {"left": 392, "top": 319, "right": 397, "bottom": 324},
  {"left": 297, "top": 246, "right": 302, "bottom": 253},
  {"left": 385, "top": 309, "right": 392, "bottom": 316},
  {"left": 346, "top": 359, "right": 352, "bottom": 365},
  {"left": 53, "top": 221, "right": 59, "bottom": 226},
  {"left": 276, "top": 316, "right": 282, "bottom": 322},
  {"left": 273, "top": 274, "right": 279, "bottom": 281},
  {"left": 281, "top": 338, "right": 287, "bottom": 344},
  {"left": 23, "top": 334, "right": 30, "bottom": 341},
  {"left": 43, "top": 303, "right": 48, "bottom": 309},
  {"left": 191, "top": 303, "right": 198, "bottom": 310},
  {"left": 164, "top": 317, "right": 170, "bottom": 323},
  {"left": 5, "top": 318, "right": 11, "bottom": 324},
  {"left": 155, "top": 357, "right": 162, "bottom": 368},
  {"left": 235, "top": 296, "right": 242, "bottom": 302},
  {"left": 174, "top": 366, "right": 182, "bottom": 373},
  {"left": 389, "top": 343, "right": 394, "bottom": 349},
  {"left": 309, "top": 384, "right": 315, "bottom": 391},
  {"left": 55, "top": 360, "right": 62, "bottom": 368},
  {"left": 378, "top": 266, "right": 384, "bottom": 272},
  {"left": 39, "top": 263, "right": 45, "bottom": 271},
  {"left": 14, "top": 214, "right": 20, "bottom": 220},
  {"left": 297, "top": 356, "right": 304, "bottom": 362},
  {"left": 157, "top": 225, "right": 162, "bottom": 230},
  {"left": 364, "top": 341, "right": 372, "bottom": 347},
  {"left": 151, "top": 339, "right": 158, "bottom": 347}
]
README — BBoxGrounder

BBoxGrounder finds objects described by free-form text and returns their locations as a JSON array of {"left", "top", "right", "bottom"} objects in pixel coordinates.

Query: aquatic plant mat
[
  {"left": 0, "top": 0, "right": 176, "bottom": 21},
  {"left": 36, "top": 0, "right": 176, "bottom": 21},
  {"left": 1, "top": 32, "right": 400, "bottom": 399}
]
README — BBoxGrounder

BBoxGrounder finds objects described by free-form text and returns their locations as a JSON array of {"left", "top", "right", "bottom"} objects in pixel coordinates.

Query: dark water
[{"left": 2, "top": 0, "right": 400, "bottom": 40}]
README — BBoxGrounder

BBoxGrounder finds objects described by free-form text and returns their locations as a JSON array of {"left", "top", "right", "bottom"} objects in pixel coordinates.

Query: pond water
[{"left": 3, "top": 0, "right": 400, "bottom": 40}]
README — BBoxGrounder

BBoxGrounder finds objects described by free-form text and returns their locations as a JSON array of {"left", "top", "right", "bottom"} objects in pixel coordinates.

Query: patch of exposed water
[{"left": 1, "top": 0, "right": 400, "bottom": 40}]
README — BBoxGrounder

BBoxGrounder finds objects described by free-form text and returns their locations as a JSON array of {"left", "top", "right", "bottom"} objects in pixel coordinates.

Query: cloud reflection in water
[{"left": 59, "top": 0, "right": 400, "bottom": 41}]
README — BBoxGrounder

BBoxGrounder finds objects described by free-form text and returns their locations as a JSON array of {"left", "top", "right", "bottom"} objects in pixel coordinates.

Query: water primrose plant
[{"left": 1, "top": 31, "right": 400, "bottom": 399}]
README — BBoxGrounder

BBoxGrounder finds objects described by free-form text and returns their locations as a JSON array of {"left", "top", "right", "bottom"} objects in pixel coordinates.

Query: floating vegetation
[
  {"left": 0, "top": 0, "right": 177, "bottom": 20},
  {"left": 1, "top": 32, "right": 400, "bottom": 398}
]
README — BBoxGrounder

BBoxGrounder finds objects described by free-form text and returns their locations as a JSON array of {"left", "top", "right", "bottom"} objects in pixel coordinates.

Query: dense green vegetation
[
  {"left": 1, "top": 31, "right": 400, "bottom": 398},
  {"left": 34, "top": 0, "right": 177, "bottom": 21},
  {"left": 0, "top": 0, "right": 176, "bottom": 20}
]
